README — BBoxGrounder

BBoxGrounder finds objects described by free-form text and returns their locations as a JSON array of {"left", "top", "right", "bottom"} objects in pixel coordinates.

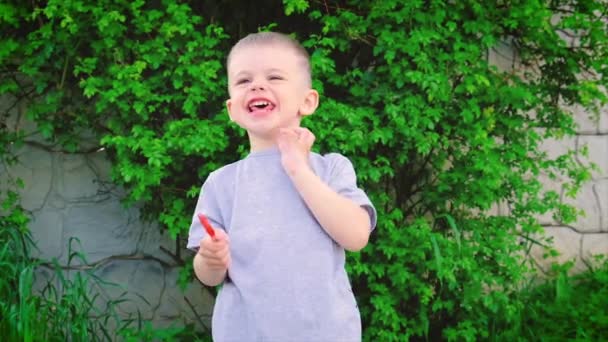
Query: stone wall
[
  {"left": 533, "top": 106, "right": 608, "bottom": 272},
  {"left": 1, "top": 99, "right": 213, "bottom": 332},
  {"left": 489, "top": 40, "right": 608, "bottom": 273}
]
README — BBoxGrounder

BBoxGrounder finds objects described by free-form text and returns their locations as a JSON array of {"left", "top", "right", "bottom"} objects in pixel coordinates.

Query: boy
[{"left": 187, "top": 32, "right": 377, "bottom": 341}]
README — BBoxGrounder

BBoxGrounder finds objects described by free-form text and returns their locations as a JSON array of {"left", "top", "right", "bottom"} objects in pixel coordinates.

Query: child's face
[{"left": 226, "top": 43, "right": 318, "bottom": 147}]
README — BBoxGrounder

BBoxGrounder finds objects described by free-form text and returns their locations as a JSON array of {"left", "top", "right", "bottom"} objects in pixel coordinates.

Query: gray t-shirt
[{"left": 187, "top": 147, "right": 377, "bottom": 342}]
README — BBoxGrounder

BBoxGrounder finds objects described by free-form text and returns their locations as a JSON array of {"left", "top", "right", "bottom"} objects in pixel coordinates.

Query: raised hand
[{"left": 276, "top": 127, "right": 315, "bottom": 177}]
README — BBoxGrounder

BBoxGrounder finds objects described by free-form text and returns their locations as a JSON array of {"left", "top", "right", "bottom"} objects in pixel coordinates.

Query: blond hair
[{"left": 227, "top": 32, "right": 312, "bottom": 87}]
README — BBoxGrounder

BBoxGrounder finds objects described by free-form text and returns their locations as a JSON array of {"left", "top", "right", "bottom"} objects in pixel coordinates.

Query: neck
[
  {"left": 249, "top": 138, "right": 278, "bottom": 153},
  {"left": 247, "top": 121, "right": 302, "bottom": 152}
]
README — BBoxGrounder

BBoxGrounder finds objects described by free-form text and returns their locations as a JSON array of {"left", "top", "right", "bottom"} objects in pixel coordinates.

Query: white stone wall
[
  {"left": 489, "top": 41, "right": 608, "bottom": 273},
  {"left": 534, "top": 106, "right": 608, "bottom": 272},
  {"left": 1, "top": 99, "right": 213, "bottom": 332}
]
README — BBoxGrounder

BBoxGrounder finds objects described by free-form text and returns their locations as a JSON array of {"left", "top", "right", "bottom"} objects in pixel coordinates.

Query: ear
[
  {"left": 298, "top": 88, "right": 319, "bottom": 117},
  {"left": 226, "top": 98, "right": 235, "bottom": 122}
]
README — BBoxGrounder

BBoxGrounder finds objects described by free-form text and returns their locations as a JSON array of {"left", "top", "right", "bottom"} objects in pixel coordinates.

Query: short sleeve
[
  {"left": 326, "top": 153, "right": 377, "bottom": 230},
  {"left": 187, "top": 171, "right": 225, "bottom": 251}
]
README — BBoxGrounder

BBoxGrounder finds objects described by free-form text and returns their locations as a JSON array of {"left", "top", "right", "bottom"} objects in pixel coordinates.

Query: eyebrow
[
  {"left": 232, "top": 68, "right": 286, "bottom": 77},
  {"left": 266, "top": 68, "right": 286, "bottom": 74},
  {"left": 232, "top": 71, "right": 251, "bottom": 79}
]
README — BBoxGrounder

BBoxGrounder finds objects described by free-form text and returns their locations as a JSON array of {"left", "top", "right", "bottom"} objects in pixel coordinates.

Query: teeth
[{"left": 248, "top": 100, "right": 273, "bottom": 112}]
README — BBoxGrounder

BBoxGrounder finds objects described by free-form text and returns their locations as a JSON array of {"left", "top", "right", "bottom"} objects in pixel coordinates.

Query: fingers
[
  {"left": 294, "top": 127, "right": 315, "bottom": 147},
  {"left": 201, "top": 247, "right": 231, "bottom": 269},
  {"left": 277, "top": 127, "right": 315, "bottom": 175},
  {"left": 277, "top": 128, "right": 298, "bottom": 152},
  {"left": 213, "top": 227, "right": 230, "bottom": 241},
  {"left": 198, "top": 233, "right": 231, "bottom": 269},
  {"left": 200, "top": 247, "right": 231, "bottom": 269},
  {"left": 279, "top": 127, "right": 315, "bottom": 148},
  {"left": 293, "top": 127, "right": 311, "bottom": 136}
]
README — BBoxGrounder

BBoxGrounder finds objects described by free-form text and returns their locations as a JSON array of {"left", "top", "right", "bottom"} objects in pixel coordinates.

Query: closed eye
[
  {"left": 236, "top": 78, "right": 250, "bottom": 85},
  {"left": 268, "top": 75, "right": 284, "bottom": 81}
]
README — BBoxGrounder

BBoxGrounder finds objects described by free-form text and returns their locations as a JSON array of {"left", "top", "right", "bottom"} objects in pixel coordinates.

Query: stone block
[
  {"left": 572, "top": 104, "right": 600, "bottom": 134},
  {"left": 29, "top": 208, "right": 64, "bottom": 260},
  {"left": 596, "top": 179, "right": 608, "bottom": 232},
  {"left": 600, "top": 106, "right": 608, "bottom": 134},
  {"left": 7, "top": 145, "right": 53, "bottom": 211},
  {"left": 538, "top": 136, "right": 576, "bottom": 160},
  {"left": 561, "top": 182, "right": 601, "bottom": 232},
  {"left": 577, "top": 135, "right": 608, "bottom": 179},
  {"left": 94, "top": 259, "right": 165, "bottom": 320},
  {"left": 530, "top": 226, "right": 586, "bottom": 274},
  {"left": 537, "top": 172, "right": 564, "bottom": 225},
  {"left": 157, "top": 267, "right": 214, "bottom": 330},
  {"left": 62, "top": 201, "right": 141, "bottom": 264},
  {"left": 86, "top": 150, "right": 114, "bottom": 184},
  {"left": 56, "top": 153, "right": 102, "bottom": 201},
  {"left": 581, "top": 233, "right": 608, "bottom": 265},
  {"left": 137, "top": 221, "right": 180, "bottom": 266}
]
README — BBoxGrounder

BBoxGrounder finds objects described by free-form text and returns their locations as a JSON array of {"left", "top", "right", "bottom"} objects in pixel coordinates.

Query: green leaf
[{"left": 283, "top": 0, "right": 309, "bottom": 16}]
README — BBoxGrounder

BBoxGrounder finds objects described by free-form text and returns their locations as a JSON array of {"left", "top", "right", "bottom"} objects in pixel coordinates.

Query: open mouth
[{"left": 247, "top": 99, "right": 276, "bottom": 113}]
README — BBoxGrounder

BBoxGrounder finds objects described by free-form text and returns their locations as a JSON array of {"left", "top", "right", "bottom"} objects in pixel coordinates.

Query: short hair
[{"left": 226, "top": 32, "right": 312, "bottom": 87}]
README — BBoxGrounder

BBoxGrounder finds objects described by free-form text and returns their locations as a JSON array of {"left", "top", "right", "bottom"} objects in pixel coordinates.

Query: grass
[
  {"left": 516, "top": 258, "right": 608, "bottom": 341},
  {"left": 0, "top": 199, "right": 207, "bottom": 341}
]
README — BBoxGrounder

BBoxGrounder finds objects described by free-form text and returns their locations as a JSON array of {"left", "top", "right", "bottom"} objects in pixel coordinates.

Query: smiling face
[{"left": 226, "top": 42, "right": 318, "bottom": 151}]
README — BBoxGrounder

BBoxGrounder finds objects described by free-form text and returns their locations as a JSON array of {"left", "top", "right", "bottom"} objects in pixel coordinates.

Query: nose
[
  {"left": 250, "top": 79, "right": 266, "bottom": 91},
  {"left": 250, "top": 84, "right": 265, "bottom": 91}
]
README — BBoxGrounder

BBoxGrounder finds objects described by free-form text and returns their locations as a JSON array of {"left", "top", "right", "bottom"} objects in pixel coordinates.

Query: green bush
[
  {"left": 1, "top": 0, "right": 607, "bottom": 340},
  {"left": 511, "top": 258, "right": 608, "bottom": 341}
]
